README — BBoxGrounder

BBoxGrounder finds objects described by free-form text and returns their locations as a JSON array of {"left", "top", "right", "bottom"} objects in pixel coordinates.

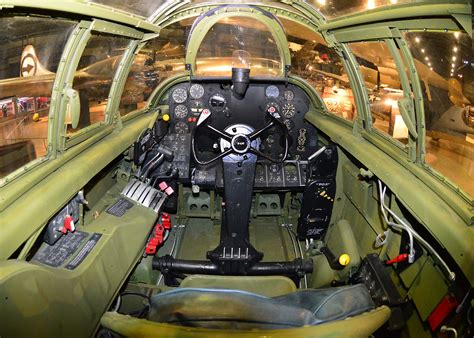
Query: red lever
[
  {"left": 386, "top": 254, "right": 409, "bottom": 265},
  {"left": 61, "top": 215, "right": 76, "bottom": 234}
]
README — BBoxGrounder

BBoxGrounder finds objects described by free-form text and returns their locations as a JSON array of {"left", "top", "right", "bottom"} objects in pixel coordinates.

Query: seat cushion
[{"left": 149, "top": 284, "right": 374, "bottom": 330}]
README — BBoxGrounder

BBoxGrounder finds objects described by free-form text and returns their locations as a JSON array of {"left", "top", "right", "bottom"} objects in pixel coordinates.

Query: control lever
[
  {"left": 140, "top": 145, "right": 174, "bottom": 179},
  {"left": 308, "top": 146, "right": 327, "bottom": 162},
  {"left": 156, "top": 144, "right": 174, "bottom": 162},
  {"left": 320, "top": 247, "right": 349, "bottom": 271}
]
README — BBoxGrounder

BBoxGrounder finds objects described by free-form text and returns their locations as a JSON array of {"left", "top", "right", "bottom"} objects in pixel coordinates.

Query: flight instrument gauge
[
  {"left": 209, "top": 94, "right": 227, "bottom": 112},
  {"left": 285, "top": 163, "right": 298, "bottom": 183},
  {"left": 190, "top": 84, "right": 205, "bottom": 99},
  {"left": 255, "top": 163, "right": 266, "bottom": 183},
  {"left": 282, "top": 103, "right": 296, "bottom": 118},
  {"left": 265, "top": 85, "right": 280, "bottom": 98},
  {"left": 174, "top": 121, "right": 189, "bottom": 134},
  {"left": 172, "top": 88, "right": 188, "bottom": 103},
  {"left": 174, "top": 104, "right": 188, "bottom": 119},
  {"left": 284, "top": 89, "right": 295, "bottom": 101},
  {"left": 283, "top": 119, "right": 295, "bottom": 131}
]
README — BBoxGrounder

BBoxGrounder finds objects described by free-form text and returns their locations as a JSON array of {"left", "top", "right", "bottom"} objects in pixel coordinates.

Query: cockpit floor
[{"left": 172, "top": 217, "right": 299, "bottom": 263}]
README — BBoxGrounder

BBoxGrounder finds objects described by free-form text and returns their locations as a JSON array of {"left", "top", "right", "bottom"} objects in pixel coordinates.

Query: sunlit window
[
  {"left": 0, "top": 17, "right": 76, "bottom": 178},
  {"left": 119, "top": 22, "right": 189, "bottom": 115},
  {"left": 284, "top": 17, "right": 357, "bottom": 121},
  {"left": 69, "top": 33, "right": 130, "bottom": 133},
  {"left": 404, "top": 31, "right": 473, "bottom": 197},
  {"left": 307, "top": 0, "right": 417, "bottom": 19},
  {"left": 194, "top": 17, "right": 283, "bottom": 78},
  {"left": 349, "top": 40, "right": 409, "bottom": 142}
]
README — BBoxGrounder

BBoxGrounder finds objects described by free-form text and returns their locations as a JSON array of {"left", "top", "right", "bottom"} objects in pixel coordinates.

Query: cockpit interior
[{"left": 0, "top": 1, "right": 472, "bottom": 337}]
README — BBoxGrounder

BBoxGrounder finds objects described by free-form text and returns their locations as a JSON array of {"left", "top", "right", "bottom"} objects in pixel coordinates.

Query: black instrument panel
[{"left": 167, "top": 81, "right": 318, "bottom": 161}]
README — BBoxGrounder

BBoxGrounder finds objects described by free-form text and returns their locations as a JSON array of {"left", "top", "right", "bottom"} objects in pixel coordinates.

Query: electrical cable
[
  {"left": 112, "top": 295, "right": 121, "bottom": 312},
  {"left": 378, "top": 180, "right": 455, "bottom": 281},
  {"left": 378, "top": 181, "right": 415, "bottom": 263},
  {"left": 156, "top": 225, "right": 184, "bottom": 286},
  {"left": 440, "top": 326, "right": 458, "bottom": 338},
  {"left": 119, "top": 291, "right": 152, "bottom": 318}
]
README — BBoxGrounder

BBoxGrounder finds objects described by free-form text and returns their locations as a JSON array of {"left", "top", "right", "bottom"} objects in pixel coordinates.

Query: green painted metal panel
[
  {"left": 334, "top": 27, "right": 397, "bottom": 42},
  {"left": 0, "top": 112, "right": 157, "bottom": 259},
  {"left": 0, "top": 202, "right": 157, "bottom": 337},
  {"left": 306, "top": 112, "right": 474, "bottom": 284},
  {"left": 319, "top": 3, "right": 470, "bottom": 31}
]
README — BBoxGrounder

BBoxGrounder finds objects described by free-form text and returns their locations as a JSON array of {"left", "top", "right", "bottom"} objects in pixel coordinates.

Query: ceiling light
[
  {"left": 453, "top": 46, "right": 458, "bottom": 52},
  {"left": 421, "top": 48, "right": 425, "bottom": 53},
  {"left": 317, "top": 0, "right": 326, "bottom": 5},
  {"left": 425, "top": 56, "right": 429, "bottom": 61},
  {"left": 430, "top": 67, "right": 433, "bottom": 71},
  {"left": 454, "top": 32, "right": 460, "bottom": 39},
  {"left": 452, "top": 56, "right": 456, "bottom": 61},
  {"left": 415, "top": 37, "right": 420, "bottom": 43},
  {"left": 367, "top": 0, "right": 376, "bottom": 9},
  {"left": 428, "top": 62, "right": 431, "bottom": 66}
]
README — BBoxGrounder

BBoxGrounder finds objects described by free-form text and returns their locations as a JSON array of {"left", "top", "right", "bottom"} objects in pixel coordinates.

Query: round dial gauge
[
  {"left": 283, "top": 119, "right": 295, "bottom": 131},
  {"left": 209, "top": 94, "right": 227, "bottom": 112},
  {"left": 265, "top": 85, "right": 280, "bottom": 98},
  {"left": 189, "top": 84, "right": 205, "bottom": 99},
  {"left": 285, "top": 163, "right": 298, "bottom": 182},
  {"left": 255, "top": 163, "right": 266, "bottom": 183},
  {"left": 282, "top": 103, "right": 296, "bottom": 118},
  {"left": 172, "top": 88, "right": 188, "bottom": 103},
  {"left": 174, "top": 121, "right": 189, "bottom": 134},
  {"left": 174, "top": 104, "right": 188, "bottom": 119},
  {"left": 284, "top": 90, "right": 295, "bottom": 101}
]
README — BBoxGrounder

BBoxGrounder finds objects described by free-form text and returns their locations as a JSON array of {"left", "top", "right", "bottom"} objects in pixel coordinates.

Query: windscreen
[{"left": 194, "top": 16, "right": 283, "bottom": 78}]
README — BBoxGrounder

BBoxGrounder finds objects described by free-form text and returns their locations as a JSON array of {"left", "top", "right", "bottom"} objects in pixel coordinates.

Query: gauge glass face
[
  {"left": 255, "top": 163, "right": 266, "bottom": 182},
  {"left": 265, "top": 85, "right": 280, "bottom": 98},
  {"left": 283, "top": 119, "right": 295, "bottom": 131},
  {"left": 174, "top": 104, "right": 188, "bottom": 119},
  {"left": 285, "top": 163, "right": 298, "bottom": 182},
  {"left": 172, "top": 88, "right": 188, "bottom": 103},
  {"left": 189, "top": 84, "right": 205, "bottom": 99},
  {"left": 209, "top": 94, "right": 226, "bottom": 112},
  {"left": 282, "top": 103, "right": 296, "bottom": 118},
  {"left": 174, "top": 121, "right": 189, "bottom": 134},
  {"left": 284, "top": 90, "right": 295, "bottom": 101}
]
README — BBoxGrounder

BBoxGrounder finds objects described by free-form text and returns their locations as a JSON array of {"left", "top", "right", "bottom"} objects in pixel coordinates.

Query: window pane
[
  {"left": 69, "top": 33, "right": 131, "bottom": 133},
  {"left": 0, "top": 17, "right": 76, "bottom": 178},
  {"left": 119, "top": 22, "right": 189, "bottom": 115},
  {"left": 286, "top": 18, "right": 357, "bottom": 121},
  {"left": 349, "top": 40, "right": 409, "bottom": 142},
  {"left": 194, "top": 16, "right": 283, "bottom": 78},
  {"left": 91, "top": 0, "right": 167, "bottom": 18},
  {"left": 404, "top": 31, "right": 473, "bottom": 197},
  {"left": 306, "top": 0, "right": 417, "bottom": 20}
]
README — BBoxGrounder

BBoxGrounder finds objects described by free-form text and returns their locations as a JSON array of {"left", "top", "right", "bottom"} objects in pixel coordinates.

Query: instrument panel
[{"left": 167, "top": 81, "right": 318, "bottom": 161}]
